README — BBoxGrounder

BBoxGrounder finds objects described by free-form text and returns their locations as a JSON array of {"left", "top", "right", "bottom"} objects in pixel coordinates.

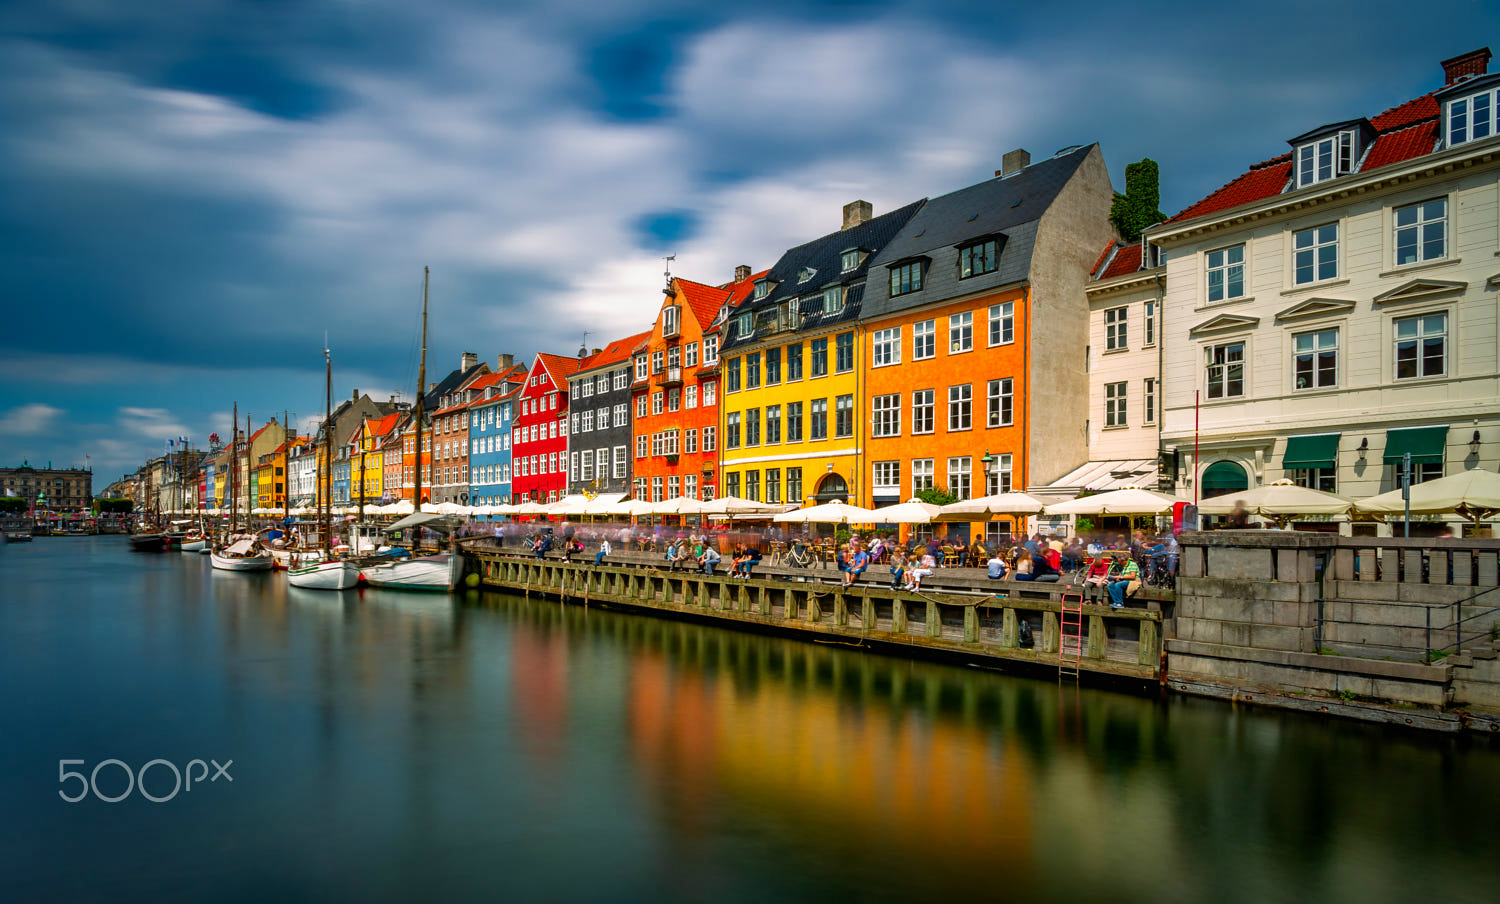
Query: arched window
[
  {"left": 1201, "top": 460, "right": 1249, "bottom": 499},
  {"left": 813, "top": 472, "right": 848, "bottom": 503}
]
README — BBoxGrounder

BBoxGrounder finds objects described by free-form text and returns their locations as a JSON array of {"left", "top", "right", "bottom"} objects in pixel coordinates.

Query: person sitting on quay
[
  {"left": 844, "top": 543, "right": 869, "bottom": 586},
  {"left": 594, "top": 538, "right": 611, "bottom": 567},
  {"left": 1028, "top": 549, "right": 1062, "bottom": 583},
  {"left": 700, "top": 543, "right": 721, "bottom": 576},
  {"left": 532, "top": 533, "right": 552, "bottom": 560},
  {"left": 730, "top": 544, "right": 750, "bottom": 578},
  {"left": 904, "top": 551, "right": 936, "bottom": 591},
  {"left": 889, "top": 550, "right": 907, "bottom": 588},
  {"left": 987, "top": 550, "right": 1008, "bottom": 580},
  {"left": 1012, "top": 548, "right": 1034, "bottom": 580},
  {"left": 1106, "top": 551, "right": 1141, "bottom": 608}
]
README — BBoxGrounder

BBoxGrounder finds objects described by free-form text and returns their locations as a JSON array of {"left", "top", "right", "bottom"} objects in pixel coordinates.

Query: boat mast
[
  {"left": 231, "top": 401, "right": 238, "bottom": 533},
  {"left": 283, "top": 409, "right": 291, "bottom": 527},
  {"left": 324, "top": 343, "right": 333, "bottom": 554},
  {"left": 413, "top": 266, "right": 428, "bottom": 519}
]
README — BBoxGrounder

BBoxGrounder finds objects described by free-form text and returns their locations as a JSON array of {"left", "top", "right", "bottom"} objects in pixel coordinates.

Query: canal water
[{"left": 2, "top": 537, "right": 1497, "bottom": 903}]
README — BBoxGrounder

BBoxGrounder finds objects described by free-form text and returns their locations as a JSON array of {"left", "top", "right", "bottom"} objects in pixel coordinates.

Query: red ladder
[{"left": 1058, "top": 590, "right": 1085, "bottom": 679}]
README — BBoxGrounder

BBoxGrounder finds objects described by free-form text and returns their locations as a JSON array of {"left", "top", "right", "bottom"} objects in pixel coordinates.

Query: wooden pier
[{"left": 463, "top": 549, "right": 1163, "bottom": 681}]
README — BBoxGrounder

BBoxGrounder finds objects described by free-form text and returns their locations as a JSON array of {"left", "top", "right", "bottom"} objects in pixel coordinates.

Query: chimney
[
  {"left": 734, "top": 264, "right": 752, "bottom": 282},
  {"left": 497, "top": 353, "right": 514, "bottom": 371},
  {"left": 592, "top": 347, "right": 602, "bottom": 355},
  {"left": 352, "top": 389, "right": 360, "bottom": 401},
  {"left": 842, "top": 200, "right": 872, "bottom": 230},
  {"left": 427, "top": 382, "right": 436, "bottom": 393},
  {"left": 1001, "top": 148, "right": 1031, "bottom": 176},
  {"left": 1442, "top": 47, "right": 1491, "bottom": 85},
  {"left": 461, "top": 351, "right": 478, "bottom": 371}
]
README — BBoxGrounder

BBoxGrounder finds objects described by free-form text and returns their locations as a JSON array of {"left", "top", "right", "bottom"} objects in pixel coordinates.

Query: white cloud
[{"left": 0, "top": 403, "right": 62, "bottom": 436}]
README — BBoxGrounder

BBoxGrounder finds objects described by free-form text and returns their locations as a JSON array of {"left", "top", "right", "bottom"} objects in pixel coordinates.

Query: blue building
[{"left": 467, "top": 362, "right": 526, "bottom": 513}]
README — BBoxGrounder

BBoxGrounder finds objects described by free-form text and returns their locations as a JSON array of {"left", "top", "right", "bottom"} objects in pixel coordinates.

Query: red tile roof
[
  {"left": 1089, "top": 241, "right": 1115, "bottom": 278},
  {"left": 676, "top": 279, "right": 731, "bottom": 328},
  {"left": 535, "top": 352, "right": 588, "bottom": 386},
  {"left": 582, "top": 331, "right": 651, "bottom": 371},
  {"left": 1095, "top": 241, "right": 1146, "bottom": 280},
  {"left": 1168, "top": 81, "right": 1449, "bottom": 225},
  {"left": 725, "top": 270, "right": 767, "bottom": 308},
  {"left": 364, "top": 413, "right": 399, "bottom": 438}
]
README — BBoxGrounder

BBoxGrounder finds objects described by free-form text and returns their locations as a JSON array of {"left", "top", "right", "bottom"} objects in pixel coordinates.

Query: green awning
[
  {"left": 1382, "top": 426, "right": 1448, "bottom": 465},
  {"left": 1201, "top": 460, "right": 1249, "bottom": 497},
  {"left": 1283, "top": 433, "right": 1341, "bottom": 470}
]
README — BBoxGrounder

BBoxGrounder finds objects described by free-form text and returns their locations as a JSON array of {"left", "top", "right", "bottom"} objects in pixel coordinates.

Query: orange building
[
  {"left": 860, "top": 145, "right": 1115, "bottom": 541},
  {"left": 632, "top": 268, "right": 761, "bottom": 501}
]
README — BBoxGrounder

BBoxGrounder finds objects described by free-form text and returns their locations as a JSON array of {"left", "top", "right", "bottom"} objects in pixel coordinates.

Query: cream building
[{"left": 1149, "top": 49, "right": 1500, "bottom": 533}]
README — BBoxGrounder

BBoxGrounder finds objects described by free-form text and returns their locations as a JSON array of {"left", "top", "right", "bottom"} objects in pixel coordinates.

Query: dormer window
[
  {"left": 888, "top": 258, "right": 926, "bottom": 297},
  {"left": 1446, "top": 85, "right": 1498, "bottom": 147},
  {"left": 822, "top": 287, "right": 842, "bottom": 314},
  {"left": 797, "top": 267, "right": 817, "bottom": 284},
  {"left": 1291, "top": 121, "right": 1369, "bottom": 189},
  {"left": 840, "top": 249, "right": 863, "bottom": 272},
  {"left": 752, "top": 280, "right": 771, "bottom": 300},
  {"left": 662, "top": 304, "right": 680, "bottom": 338},
  {"left": 957, "top": 238, "right": 999, "bottom": 278},
  {"left": 736, "top": 311, "right": 754, "bottom": 339}
]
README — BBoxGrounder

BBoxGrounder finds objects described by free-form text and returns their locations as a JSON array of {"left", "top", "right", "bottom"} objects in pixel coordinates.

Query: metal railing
[{"left": 1314, "top": 582, "right": 1500, "bottom": 664}]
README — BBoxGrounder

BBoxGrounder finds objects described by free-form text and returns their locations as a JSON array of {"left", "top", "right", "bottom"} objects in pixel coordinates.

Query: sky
[{"left": 2, "top": 0, "right": 1497, "bottom": 489}]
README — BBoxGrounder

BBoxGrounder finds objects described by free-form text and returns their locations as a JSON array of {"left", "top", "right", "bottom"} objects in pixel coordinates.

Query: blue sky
[{"left": 2, "top": 0, "right": 1496, "bottom": 487}]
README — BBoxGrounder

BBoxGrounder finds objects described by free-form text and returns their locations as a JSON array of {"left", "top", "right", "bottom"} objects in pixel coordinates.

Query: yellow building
[
  {"left": 719, "top": 200, "right": 924, "bottom": 506},
  {"left": 353, "top": 413, "right": 399, "bottom": 505}
]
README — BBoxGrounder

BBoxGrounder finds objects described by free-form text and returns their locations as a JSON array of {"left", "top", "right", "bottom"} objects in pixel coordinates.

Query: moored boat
[
  {"left": 360, "top": 553, "right": 460, "bottom": 591},
  {"left": 180, "top": 537, "right": 209, "bottom": 552},
  {"left": 287, "top": 559, "right": 360, "bottom": 590},
  {"left": 4, "top": 530, "right": 33, "bottom": 542},
  {"left": 210, "top": 537, "right": 274, "bottom": 571},
  {"left": 129, "top": 533, "right": 168, "bottom": 552}
]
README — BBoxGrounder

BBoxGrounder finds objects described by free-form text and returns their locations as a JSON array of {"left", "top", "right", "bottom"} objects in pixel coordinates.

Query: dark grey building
[{"left": 566, "top": 333, "right": 646, "bottom": 497}]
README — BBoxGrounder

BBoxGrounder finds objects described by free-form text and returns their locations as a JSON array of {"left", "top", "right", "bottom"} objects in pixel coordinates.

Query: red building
[
  {"left": 632, "top": 267, "right": 761, "bottom": 501},
  {"left": 512, "top": 353, "right": 589, "bottom": 503}
]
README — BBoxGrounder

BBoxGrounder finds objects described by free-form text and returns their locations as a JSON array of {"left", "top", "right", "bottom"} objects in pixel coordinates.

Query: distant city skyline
[{"left": 2, "top": 0, "right": 1495, "bottom": 480}]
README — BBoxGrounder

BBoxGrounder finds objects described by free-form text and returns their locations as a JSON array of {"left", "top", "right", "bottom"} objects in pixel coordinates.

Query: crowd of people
[{"left": 478, "top": 518, "right": 1180, "bottom": 608}]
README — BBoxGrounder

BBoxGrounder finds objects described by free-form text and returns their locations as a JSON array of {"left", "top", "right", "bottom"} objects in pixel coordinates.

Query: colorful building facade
[{"left": 512, "top": 353, "right": 586, "bottom": 503}]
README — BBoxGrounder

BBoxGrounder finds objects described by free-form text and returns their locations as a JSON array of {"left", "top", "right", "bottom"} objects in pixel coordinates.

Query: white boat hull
[
  {"left": 271, "top": 547, "right": 327, "bottom": 569},
  {"left": 210, "top": 550, "right": 274, "bottom": 571},
  {"left": 180, "top": 538, "right": 208, "bottom": 552},
  {"left": 287, "top": 560, "right": 360, "bottom": 590},
  {"left": 360, "top": 554, "right": 459, "bottom": 591}
]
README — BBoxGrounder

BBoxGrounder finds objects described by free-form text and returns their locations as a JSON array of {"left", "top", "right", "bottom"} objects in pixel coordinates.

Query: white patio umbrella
[
  {"left": 387, "top": 499, "right": 416, "bottom": 516},
  {"left": 1045, "top": 487, "right": 1186, "bottom": 516},
  {"left": 548, "top": 495, "right": 592, "bottom": 516},
  {"left": 1355, "top": 467, "right": 1500, "bottom": 522},
  {"left": 435, "top": 501, "right": 465, "bottom": 515},
  {"left": 582, "top": 493, "right": 627, "bottom": 515},
  {"left": 649, "top": 497, "right": 711, "bottom": 515},
  {"left": 514, "top": 501, "right": 550, "bottom": 515},
  {"left": 701, "top": 495, "right": 782, "bottom": 515},
  {"left": 419, "top": 502, "right": 442, "bottom": 514},
  {"left": 1197, "top": 479, "right": 1353, "bottom": 525},
  {"left": 488, "top": 502, "right": 518, "bottom": 516},
  {"left": 867, "top": 498, "right": 942, "bottom": 524},
  {"left": 773, "top": 499, "right": 878, "bottom": 524},
  {"left": 609, "top": 499, "right": 655, "bottom": 517},
  {"left": 935, "top": 492, "right": 1047, "bottom": 520}
]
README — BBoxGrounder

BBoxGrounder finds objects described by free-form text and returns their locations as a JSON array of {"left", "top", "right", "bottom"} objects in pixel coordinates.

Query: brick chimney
[
  {"left": 497, "top": 353, "right": 514, "bottom": 371},
  {"left": 734, "top": 264, "right": 752, "bottom": 282},
  {"left": 1442, "top": 47, "right": 1491, "bottom": 85},
  {"left": 352, "top": 389, "right": 360, "bottom": 401},
  {"left": 842, "top": 200, "right": 872, "bottom": 230},
  {"left": 461, "top": 351, "right": 478, "bottom": 371},
  {"left": 1001, "top": 148, "right": 1031, "bottom": 176}
]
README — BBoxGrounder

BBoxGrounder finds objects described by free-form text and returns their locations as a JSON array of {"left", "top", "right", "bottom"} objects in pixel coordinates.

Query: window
[
  {"left": 573, "top": 452, "right": 583, "bottom": 482},
  {"left": 736, "top": 312, "right": 753, "bottom": 340},
  {"left": 651, "top": 476, "right": 663, "bottom": 502},
  {"left": 1294, "top": 329, "right": 1338, "bottom": 390},
  {"left": 873, "top": 327, "right": 900, "bottom": 366},
  {"left": 786, "top": 467, "right": 802, "bottom": 505},
  {"left": 1105, "top": 381, "right": 1128, "bottom": 427},
  {"left": 890, "top": 261, "right": 923, "bottom": 296},
  {"left": 987, "top": 302, "right": 1014, "bottom": 346},
  {"left": 663, "top": 304, "right": 680, "bottom": 338},
  {"left": 614, "top": 370, "right": 629, "bottom": 391},
  {"left": 636, "top": 435, "right": 647, "bottom": 458},
  {"left": 1144, "top": 378, "right": 1157, "bottom": 426},
  {"left": 1394, "top": 199, "right": 1447, "bottom": 266},
  {"left": 985, "top": 453, "right": 1013, "bottom": 495},
  {"left": 753, "top": 280, "right": 770, "bottom": 300},
  {"left": 841, "top": 249, "right": 860, "bottom": 272},
  {"left": 835, "top": 332, "right": 854, "bottom": 372},
  {"left": 650, "top": 351, "right": 664, "bottom": 375},
  {"left": 835, "top": 395, "right": 854, "bottom": 438},
  {"left": 636, "top": 395, "right": 647, "bottom": 418},
  {"left": 1292, "top": 467, "right": 1336, "bottom": 493},
  {"left": 906, "top": 321, "right": 934, "bottom": 363},
  {"left": 911, "top": 459, "right": 934, "bottom": 494},
  {"left": 765, "top": 347, "right": 781, "bottom": 384},
  {"left": 781, "top": 342, "right": 803, "bottom": 381},
  {"left": 959, "top": 239, "right": 999, "bottom": 278},
  {"left": 1295, "top": 130, "right": 1356, "bottom": 188},
  {"left": 766, "top": 405, "right": 781, "bottom": 444},
  {"left": 581, "top": 410, "right": 594, "bottom": 432},
  {"left": 810, "top": 399, "right": 828, "bottom": 440},
  {"left": 949, "top": 312, "right": 973, "bottom": 353},
  {"left": 727, "top": 412, "right": 741, "bottom": 449},
  {"left": 684, "top": 385, "right": 697, "bottom": 409},
  {"left": 725, "top": 472, "right": 740, "bottom": 498},
  {"left": 808, "top": 338, "right": 828, "bottom": 377},
  {"left": 873, "top": 461, "right": 900, "bottom": 494},
  {"left": 745, "top": 470, "right": 760, "bottom": 501},
  {"left": 727, "top": 357, "right": 741, "bottom": 392},
  {"left": 667, "top": 388, "right": 680, "bottom": 412},
  {"left": 987, "top": 378, "right": 1013, "bottom": 427},
  {"left": 948, "top": 384, "right": 971, "bottom": 431},
  {"left": 1394, "top": 313, "right": 1447, "bottom": 379},
  {"left": 786, "top": 401, "right": 803, "bottom": 442},
  {"left": 872, "top": 394, "right": 900, "bottom": 437},
  {"left": 745, "top": 352, "right": 760, "bottom": 389},
  {"left": 1144, "top": 299, "right": 1157, "bottom": 347},
  {"left": 1448, "top": 87, "right": 1498, "bottom": 146},
  {"left": 1104, "top": 306, "right": 1128, "bottom": 350},
  {"left": 685, "top": 342, "right": 698, "bottom": 367},
  {"left": 662, "top": 429, "right": 679, "bottom": 456},
  {"left": 685, "top": 474, "right": 698, "bottom": 499},
  {"left": 823, "top": 287, "right": 842, "bottom": 314},
  {"left": 703, "top": 335, "right": 718, "bottom": 364},
  {"left": 651, "top": 392, "right": 664, "bottom": 416},
  {"left": 1205, "top": 244, "right": 1245, "bottom": 302},
  {"left": 651, "top": 432, "right": 663, "bottom": 457},
  {"left": 1293, "top": 223, "right": 1338, "bottom": 285},
  {"left": 667, "top": 346, "right": 680, "bottom": 370},
  {"left": 702, "top": 425, "right": 716, "bottom": 452},
  {"left": 765, "top": 468, "right": 781, "bottom": 504},
  {"left": 912, "top": 389, "right": 934, "bottom": 435},
  {"left": 1205, "top": 342, "right": 1245, "bottom": 399},
  {"left": 614, "top": 403, "right": 628, "bottom": 427},
  {"left": 745, "top": 408, "right": 760, "bottom": 446},
  {"left": 667, "top": 475, "right": 680, "bottom": 499},
  {"left": 685, "top": 428, "right": 698, "bottom": 453}
]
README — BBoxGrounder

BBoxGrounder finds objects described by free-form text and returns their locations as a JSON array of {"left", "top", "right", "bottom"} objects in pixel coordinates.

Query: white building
[{"left": 1149, "top": 48, "right": 1500, "bottom": 534}]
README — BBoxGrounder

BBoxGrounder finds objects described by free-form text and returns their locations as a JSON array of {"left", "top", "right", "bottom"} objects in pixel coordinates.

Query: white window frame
[
  {"left": 1393, "top": 312, "right": 1448, "bottom": 381},
  {"left": 1205, "top": 244, "right": 1245, "bottom": 303},
  {"left": 872, "top": 394, "right": 901, "bottom": 437},
  {"left": 987, "top": 302, "right": 1014, "bottom": 346},
  {"left": 912, "top": 319, "right": 935, "bottom": 360},
  {"left": 1293, "top": 328, "right": 1339, "bottom": 391},
  {"left": 1143, "top": 378, "right": 1157, "bottom": 426},
  {"left": 987, "top": 378, "right": 1013, "bottom": 428},
  {"left": 872, "top": 327, "right": 901, "bottom": 367},
  {"left": 1105, "top": 381, "right": 1127, "bottom": 427},
  {"left": 872, "top": 461, "right": 900, "bottom": 494},
  {"left": 911, "top": 458, "right": 934, "bottom": 495},
  {"left": 911, "top": 389, "right": 935, "bottom": 435},
  {"left": 1393, "top": 198, "right": 1448, "bottom": 267},
  {"left": 1295, "top": 129, "right": 1356, "bottom": 189},
  {"left": 1446, "top": 87, "right": 1498, "bottom": 147},
  {"left": 1104, "top": 306, "right": 1128, "bottom": 351},
  {"left": 1205, "top": 341, "right": 1246, "bottom": 400},
  {"left": 1143, "top": 299, "right": 1158, "bottom": 348},
  {"left": 949, "top": 311, "right": 973, "bottom": 354},
  {"left": 946, "top": 456, "right": 972, "bottom": 501},
  {"left": 947, "top": 384, "right": 971, "bottom": 431},
  {"left": 1293, "top": 223, "right": 1339, "bottom": 286}
]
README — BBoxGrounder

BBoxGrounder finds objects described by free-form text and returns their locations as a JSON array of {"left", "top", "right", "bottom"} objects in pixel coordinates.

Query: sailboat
[
  {"left": 211, "top": 403, "right": 274, "bottom": 571},
  {"left": 289, "top": 342, "right": 359, "bottom": 590},
  {"left": 360, "top": 267, "right": 460, "bottom": 592}
]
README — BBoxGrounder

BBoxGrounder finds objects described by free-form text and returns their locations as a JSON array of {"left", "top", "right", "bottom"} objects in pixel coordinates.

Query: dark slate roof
[
  {"left": 722, "top": 199, "right": 925, "bottom": 351},
  {"left": 862, "top": 144, "right": 1095, "bottom": 320},
  {"left": 422, "top": 363, "right": 488, "bottom": 411}
]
